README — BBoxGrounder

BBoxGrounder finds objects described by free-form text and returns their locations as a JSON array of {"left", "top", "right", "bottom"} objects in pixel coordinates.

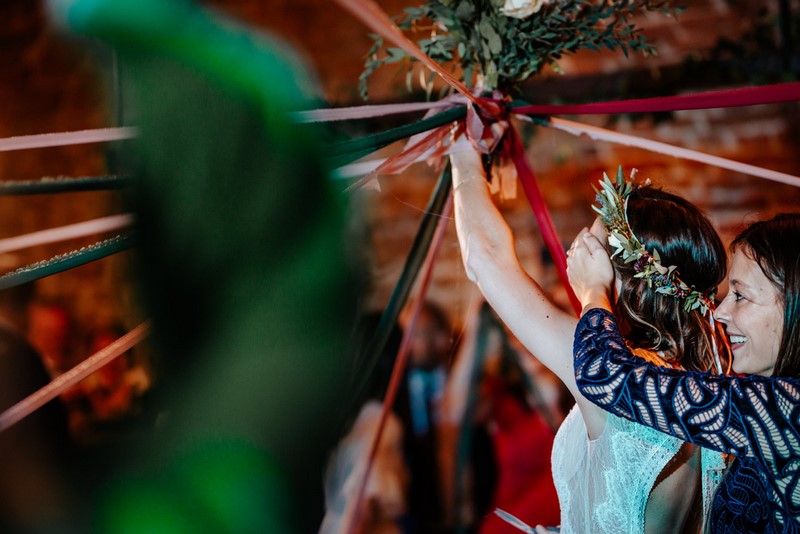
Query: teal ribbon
[
  {"left": 349, "top": 163, "right": 452, "bottom": 411},
  {"left": 0, "top": 175, "right": 133, "bottom": 195},
  {"left": 0, "top": 234, "right": 134, "bottom": 290},
  {"left": 328, "top": 106, "right": 467, "bottom": 168}
]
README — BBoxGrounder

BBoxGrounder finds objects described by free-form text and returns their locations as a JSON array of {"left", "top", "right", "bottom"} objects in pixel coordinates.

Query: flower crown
[{"left": 592, "top": 167, "right": 715, "bottom": 316}]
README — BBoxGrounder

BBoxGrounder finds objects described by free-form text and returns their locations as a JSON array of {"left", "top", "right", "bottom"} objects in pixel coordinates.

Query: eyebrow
[{"left": 729, "top": 280, "right": 750, "bottom": 290}]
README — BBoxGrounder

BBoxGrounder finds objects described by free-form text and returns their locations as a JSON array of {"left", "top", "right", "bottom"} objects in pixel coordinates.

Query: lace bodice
[
  {"left": 552, "top": 403, "right": 724, "bottom": 533},
  {"left": 574, "top": 308, "right": 800, "bottom": 533}
]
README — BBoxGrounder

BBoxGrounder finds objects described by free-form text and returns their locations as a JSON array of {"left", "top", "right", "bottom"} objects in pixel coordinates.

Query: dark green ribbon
[
  {"left": 329, "top": 106, "right": 467, "bottom": 168},
  {"left": 0, "top": 234, "right": 134, "bottom": 290},
  {"left": 349, "top": 163, "right": 453, "bottom": 410},
  {"left": 0, "top": 175, "right": 134, "bottom": 196}
]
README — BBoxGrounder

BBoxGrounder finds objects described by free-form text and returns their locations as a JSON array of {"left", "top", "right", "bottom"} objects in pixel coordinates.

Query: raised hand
[{"left": 566, "top": 225, "right": 614, "bottom": 314}]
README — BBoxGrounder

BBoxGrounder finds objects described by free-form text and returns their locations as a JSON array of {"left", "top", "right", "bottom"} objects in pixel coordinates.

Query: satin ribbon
[
  {"left": 512, "top": 81, "right": 800, "bottom": 115},
  {"left": 0, "top": 322, "right": 150, "bottom": 432},
  {"left": 343, "top": 192, "right": 454, "bottom": 534},
  {"left": 545, "top": 117, "right": 800, "bottom": 189},
  {"left": 505, "top": 126, "right": 582, "bottom": 315},
  {"left": 345, "top": 118, "right": 463, "bottom": 191},
  {"left": 332, "top": 0, "right": 499, "bottom": 117},
  {"left": 0, "top": 127, "right": 137, "bottom": 152},
  {"left": 293, "top": 98, "right": 466, "bottom": 122},
  {"left": 0, "top": 214, "right": 134, "bottom": 255}
]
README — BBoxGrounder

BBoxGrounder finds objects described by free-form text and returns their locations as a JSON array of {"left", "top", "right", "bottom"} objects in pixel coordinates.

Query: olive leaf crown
[{"left": 592, "top": 167, "right": 715, "bottom": 316}]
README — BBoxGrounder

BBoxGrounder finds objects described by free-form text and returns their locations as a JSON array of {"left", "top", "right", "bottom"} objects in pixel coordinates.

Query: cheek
[{"left": 768, "top": 314, "right": 784, "bottom": 360}]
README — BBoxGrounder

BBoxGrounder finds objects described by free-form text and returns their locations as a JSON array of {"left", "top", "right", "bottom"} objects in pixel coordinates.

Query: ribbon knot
[{"left": 467, "top": 95, "right": 511, "bottom": 155}]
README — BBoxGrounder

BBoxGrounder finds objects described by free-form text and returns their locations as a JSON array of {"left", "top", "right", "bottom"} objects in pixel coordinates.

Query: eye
[{"left": 732, "top": 291, "right": 745, "bottom": 302}]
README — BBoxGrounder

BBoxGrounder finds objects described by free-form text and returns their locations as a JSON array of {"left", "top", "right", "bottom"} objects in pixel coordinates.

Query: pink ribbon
[
  {"left": 0, "top": 214, "right": 134, "bottom": 255},
  {"left": 0, "top": 127, "right": 137, "bottom": 152},
  {"left": 333, "top": 0, "right": 486, "bottom": 110},
  {"left": 293, "top": 99, "right": 465, "bottom": 122},
  {"left": 547, "top": 117, "right": 800, "bottom": 189},
  {"left": 343, "top": 193, "right": 454, "bottom": 534},
  {"left": 345, "top": 118, "right": 464, "bottom": 192},
  {"left": 0, "top": 322, "right": 150, "bottom": 432}
]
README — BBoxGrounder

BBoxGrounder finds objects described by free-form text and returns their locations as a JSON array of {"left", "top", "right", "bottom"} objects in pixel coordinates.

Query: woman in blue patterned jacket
[{"left": 568, "top": 212, "right": 800, "bottom": 533}]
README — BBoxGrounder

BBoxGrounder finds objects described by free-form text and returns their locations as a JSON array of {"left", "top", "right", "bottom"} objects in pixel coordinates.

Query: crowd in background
[{"left": 323, "top": 299, "right": 572, "bottom": 533}]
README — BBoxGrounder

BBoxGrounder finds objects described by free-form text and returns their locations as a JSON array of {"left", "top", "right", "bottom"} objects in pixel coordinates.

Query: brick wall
[
  {"left": 216, "top": 0, "right": 800, "bottom": 327},
  {"left": 0, "top": 1, "right": 134, "bottom": 363},
  {"left": 1, "top": 0, "right": 798, "bottom": 347}
]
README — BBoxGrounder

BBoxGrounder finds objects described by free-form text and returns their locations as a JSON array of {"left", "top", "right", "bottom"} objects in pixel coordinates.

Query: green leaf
[
  {"left": 385, "top": 47, "right": 407, "bottom": 63},
  {"left": 488, "top": 32, "right": 502, "bottom": 54},
  {"left": 357, "top": 0, "right": 684, "bottom": 93},
  {"left": 455, "top": 2, "right": 476, "bottom": 19}
]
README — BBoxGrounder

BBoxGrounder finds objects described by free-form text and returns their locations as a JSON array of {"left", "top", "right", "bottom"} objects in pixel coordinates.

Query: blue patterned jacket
[{"left": 574, "top": 308, "right": 800, "bottom": 533}]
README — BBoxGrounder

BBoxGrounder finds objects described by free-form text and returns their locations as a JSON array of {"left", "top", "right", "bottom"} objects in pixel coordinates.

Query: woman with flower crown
[
  {"left": 449, "top": 146, "right": 730, "bottom": 533},
  {"left": 568, "top": 212, "right": 800, "bottom": 532}
]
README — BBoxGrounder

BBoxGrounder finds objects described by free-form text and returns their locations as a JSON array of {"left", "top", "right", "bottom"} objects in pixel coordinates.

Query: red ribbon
[
  {"left": 504, "top": 125, "right": 582, "bottom": 316},
  {"left": 465, "top": 96, "right": 581, "bottom": 316},
  {"left": 346, "top": 91, "right": 582, "bottom": 317},
  {"left": 343, "top": 194, "right": 454, "bottom": 534},
  {"left": 513, "top": 81, "right": 800, "bottom": 116}
]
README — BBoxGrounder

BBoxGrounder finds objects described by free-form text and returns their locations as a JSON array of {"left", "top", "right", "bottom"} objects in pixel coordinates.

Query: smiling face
[{"left": 714, "top": 249, "right": 785, "bottom": 376}]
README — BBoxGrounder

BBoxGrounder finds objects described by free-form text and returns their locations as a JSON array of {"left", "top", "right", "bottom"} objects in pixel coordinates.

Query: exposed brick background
[
  {"left": 219, "top": 0, "right": 800, "bottom": 328},
  {"left": 0, "top": 0, "right": 798, "bottom": 351},
  {"left": 0, "top": 1, "right": 134, "bottom": 363}
]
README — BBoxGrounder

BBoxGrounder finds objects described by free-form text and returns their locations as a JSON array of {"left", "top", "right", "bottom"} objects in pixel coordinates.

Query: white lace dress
[{"left": 551, "top": 405, "right": 726, "bottom": 533}]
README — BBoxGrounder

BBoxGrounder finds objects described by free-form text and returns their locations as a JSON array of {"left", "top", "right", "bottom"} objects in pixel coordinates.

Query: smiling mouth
[{"left": 729, "top": 335, "right": 748, "bottom": 347}]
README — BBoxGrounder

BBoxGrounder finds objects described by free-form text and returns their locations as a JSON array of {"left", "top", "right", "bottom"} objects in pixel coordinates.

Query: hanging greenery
[{"left": 360, "top": 0, "right": 684, "bottom": 99}]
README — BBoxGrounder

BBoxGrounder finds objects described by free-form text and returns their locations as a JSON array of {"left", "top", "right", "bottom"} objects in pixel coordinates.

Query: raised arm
[
  {"left": 568, "top": 231, "right": 800, "bottom": 467},
  {"left": 574, "top": 307, "right": 800, "bottom": 470},
  {"left": 449, "top": 148, "right": 591, "bottom": 420}
]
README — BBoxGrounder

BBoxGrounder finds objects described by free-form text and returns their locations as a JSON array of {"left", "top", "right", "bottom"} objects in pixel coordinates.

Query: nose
[{"left": 714, "top": 297, "right": 731, "bottom": 324}]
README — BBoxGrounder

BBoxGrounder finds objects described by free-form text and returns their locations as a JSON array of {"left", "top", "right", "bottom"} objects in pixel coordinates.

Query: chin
[
  {"left": 731, "top": 357, "right": 749, "bottom": 376},
  {"left": 732, "top": 358, "right": 772, "bottom": 377}
]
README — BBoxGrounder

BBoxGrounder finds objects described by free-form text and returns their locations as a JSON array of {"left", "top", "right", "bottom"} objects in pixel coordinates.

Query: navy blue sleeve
[{"left": 574, "top": 308, "right": 800, "bottom": 470}]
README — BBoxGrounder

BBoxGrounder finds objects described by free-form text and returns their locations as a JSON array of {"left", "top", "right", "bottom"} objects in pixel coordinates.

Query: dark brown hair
[
  {"left": 732, "top": 213, "right": 800, "bottom": 378},
  {"left": 611, "top": 186, "right": 729, "bottom": 373}
]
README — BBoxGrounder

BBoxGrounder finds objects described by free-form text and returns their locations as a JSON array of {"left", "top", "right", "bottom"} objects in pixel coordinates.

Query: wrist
[{"left": 579, "top": 289, "right": 611, "bottom": 315}]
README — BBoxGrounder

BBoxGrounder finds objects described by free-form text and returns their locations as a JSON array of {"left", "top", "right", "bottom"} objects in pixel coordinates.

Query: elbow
[{"left": 461, "top": 228, "right": 516, "bottom": 286}]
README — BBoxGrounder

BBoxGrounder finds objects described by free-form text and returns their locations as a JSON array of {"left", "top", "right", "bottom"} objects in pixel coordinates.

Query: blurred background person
[
  {"left": 322, "top": 313, "right": 410, "bottom": 534},
  {"left": 440, "top": 301, "right": 567, "bottom": 533},
  {"left": 0, "top": 282, "right": 76, "bottom": 531},
  {"left": 27, "top": 297, "right": 73, "bottom": 379}
]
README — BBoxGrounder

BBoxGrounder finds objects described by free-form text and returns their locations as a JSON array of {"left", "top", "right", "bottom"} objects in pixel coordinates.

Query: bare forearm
[
  {"left": 451, "top": 151, "right": 515, "bottom": 283},
  {"left": 450, "top": 150, "right": 577, "bottom": 393}
]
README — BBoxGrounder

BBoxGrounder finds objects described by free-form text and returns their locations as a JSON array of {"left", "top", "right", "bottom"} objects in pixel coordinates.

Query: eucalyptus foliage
[{"left": 360, "top": 0, "right": 683, "bottom": 99}]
